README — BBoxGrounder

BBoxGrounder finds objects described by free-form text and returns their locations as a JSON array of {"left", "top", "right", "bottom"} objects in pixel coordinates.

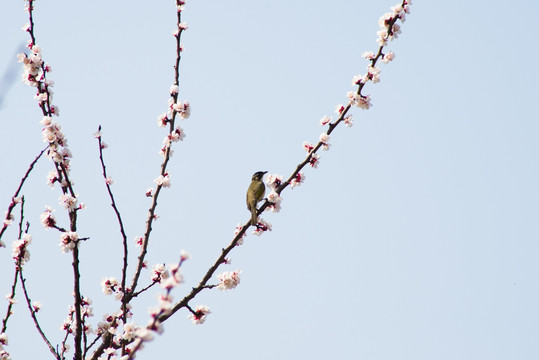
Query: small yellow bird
[{"left": 246, "top": 171, "right": 267, "bottom": 226}]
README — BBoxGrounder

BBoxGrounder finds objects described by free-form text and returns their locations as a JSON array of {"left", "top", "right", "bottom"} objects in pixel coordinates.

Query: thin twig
[
  {"left": 14, "top": 197, "right": 60, "bottom": 359},
  {"left": 127, "top": 0, "right": 187, "bottom": 301},
  {"left": 0, "top": 145, "right": 47, "bottom": 242},
  {"left": 95, "top": 126, "right": 130, "bottom": 326}
]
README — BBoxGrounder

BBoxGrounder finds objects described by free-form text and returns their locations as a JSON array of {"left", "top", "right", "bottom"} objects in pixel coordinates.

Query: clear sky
[{"left": 1, "top": 1, "right": 538, "bottom": 359}]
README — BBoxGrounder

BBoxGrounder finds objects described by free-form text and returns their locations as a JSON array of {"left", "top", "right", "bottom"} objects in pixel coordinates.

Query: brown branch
[
  {"left": 0, "top": 146, "right": 47, "bottom": 242},
  {"left": 158, "top": 0, "right": 410, "bottom": 325},
  {"left": 12, "top": 196, "right": 60, "bottom": 359},
  {"left": 127, "top": 0, "right": 187, "bottom": 301},
  {"left": 24, "top": 1, "right": 84, "bottom": 357},
  {"left": 19, "top": 270, "right": 60, "bottom": 359},
  {"left": 95, "top": 126, "right": 130, "bottom": 325}
]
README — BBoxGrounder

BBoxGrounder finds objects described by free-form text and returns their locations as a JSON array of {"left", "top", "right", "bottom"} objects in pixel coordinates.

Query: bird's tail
[{"left": 250, "top": 207, "right": 258, "bottom": 226}]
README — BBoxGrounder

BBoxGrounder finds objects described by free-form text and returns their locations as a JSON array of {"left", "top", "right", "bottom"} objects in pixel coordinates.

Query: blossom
[
  {"left": 160, "top": 263, "right": 184, "bottom": 290},
  {"left": 173, "top": 100, "right": 191, "bottom": 120},
  {"left": 188, "top": 305, "right": 211, "bottom": 325},
  {"left": 122, "top": 323, "right": 138, "bottom": 341},
  {"left": 234, "top": 223, "right": 247, "bottom": 246},
  {"left": 105, "top": 177, "right": 114, "bottom": 185},
  {"left": 169, "top": 84, "right": 179, "bottom": 95},
  {"left": 252, "top": 218, "right": 272, "bottom": 236},
  {"left": 59, "top": 194, "right": 77, "bottom": 210},
  {"left": 302, "top": 141, "right": 314, "bottom": 153},
  {"left": 3, "top": 213, "right": 14, "bottom": 226},
  {"left": 265, "top": 173, "right": 283, "bottom": 191},
  {"left": 0, "top": 333, "right": 7, "bottom": 346},
  {"left": 151, "top": 264, "right": 169, "bottom": 283},
  {"left": 347, "top": 91, "right": 371, "bottom": 110},
  {"left": 157, "top": 113, "right": 168, "bottom": 128},
  {"left": 357, "top": 94, "right": 372, "bottom": 110},
  {"left": 11, "top": 234, "right": 32, "bottom": 265},
  {"left": 59, "top": 231, "right": 78, "bottom": 253},
  {"left": 101, "top": 277, "right": 120, "bottom": 296},
  {"left": 343, "top": 115, "right": 354, "bottom": 128},
  {"left": 217, "top": 270, "right": 241, "bottom": 291},
  {"left": 41, "top": 116, "right": 52, "bottom": 126},
  {"left": 319, "top": 133, "right": 331, "bottom": 151},
  {"left": 135, "top": 327, "right": 154, "bottom": 342},
  {"left": 32, "top": 301, "right": 42, "bottom": 312},
  {"left": 154, "top": 173, "right": 171, "bottom": 188},
  {"left": 320, "top": 115, "right": 331, "bottom": 126},
  {"left": 367, "top": 66, "right": 381, "bottom": 83},
  {"left": 34, "top": 92, "right": 48, "bottom": 104},
  {"left": 266, "top": 191, "right": 282, "bottom": 212},
  {"left": 169, "top": 126, "right": 185, "bottom": 142},
  {"left": 133, "top": 237, "right": 143, "bottom": 248},
  {"left": 382, "top": 51, "right": 395, "bottom": 63},
  {"left": 335, "top": 104, "right": 345, "bottom": 114},
  {"left": 46, "top": 170, "right": 57, "bottom": 188},
  {"left": 309, "top": 153, "right": 320, "bottom": 168},
  {"left": 362, "top": 51, "right": 376, "bottom": 60},
  {"left": 290, "top": 172, "right": 305, "bottom": 188},
  {"left": 178, "top": 22, "right": 189, "bottom": 30},
  {"left": 180, "top": 250, "right": 191, "bottom": 261},
  {"left": 39, "top": 207, "right": 56, "bottom": 229}
]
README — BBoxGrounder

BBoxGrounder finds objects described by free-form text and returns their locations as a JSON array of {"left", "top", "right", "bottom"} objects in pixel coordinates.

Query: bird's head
[{"left": 252, "top": 171, "right": 267, "bottom": 181}]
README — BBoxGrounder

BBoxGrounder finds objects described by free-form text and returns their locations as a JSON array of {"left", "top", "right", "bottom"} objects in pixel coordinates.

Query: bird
[{"left": 246, "top": 171, "right": 267, "bottom": 226}]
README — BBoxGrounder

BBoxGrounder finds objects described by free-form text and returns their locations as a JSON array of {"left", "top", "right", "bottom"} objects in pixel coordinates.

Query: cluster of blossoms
[
  {"left": 188, "top": 305, "right": 211, "bottom": 325},
  {"left": 266, "top": 173, "right": 283, "bottom": 190},
  {"left": 62, "top": 296, "right": 94, "bottom": 336},
  {"left": 298, "top": 0, "right": 410, "bottom": 187},
  {"left": 0, "top": 333, "right": 10, "bottom": 360},
  {"left": 234, "top": 223, "right": 247, "bottom": 246},
  {"left": 59, "top": 231, "right": 78, "bottom": 253},
  {"left": 346, "top": 91, "right": 372, "bottom": 110},
  {"left": 216, "top": 270, "right": 241, "bottom": 291},
  {"left": 101, "top": 277, "right": 122, "bottom": 299},
  {"left": 347, "top": 0, "right": 410, "bottom": 112},
  {"left": 252, "top": 218, "right": 272, "bottom": 236},
  {"left": 266, "top": 191, "right": 282, "bottom": 212},
  {"left": 94, "top": 311, "right": 137, "bottom": 358},
  {"left": 129, "top": 253, "right": 191, "bottom": 354},
  {"left": 264, "top": 173, "right": 284, "bottom": 212},
  {"left": 290, "top": 172, "right": 306, "bottom": 188},
  {"left": 11, "top": 233, "right": 32, "bottom": 266},
  {"left": 377, "top": 1, "right": 411, "bottom": 46},
  {"left": 18, "top": 45, "right": 72, "bottom": 181},
  {"left": 159, "top": 263, "right": 184, "bottom": 290},
  {"left": 40, "top": 206, "right": 56, "bottom": 229}
]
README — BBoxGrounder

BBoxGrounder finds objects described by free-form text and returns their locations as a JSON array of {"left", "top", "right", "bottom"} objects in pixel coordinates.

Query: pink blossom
[
  {"left": 290, "top": 172, "right": 305, "bottom": 188},
  {"left": 252, "top": 218, "right": 272, "bottom": 236},
  {"left": 309, "top": 153, "right": 320, "bottom": 168},
  {"left": 40, "top": 207, "right": 56, "bottom": 229},
  {"left": 320, "top": 115, "right": 331, "bottom": 126},
  {"left": 265, "top": 173, "right": 283, "bottom": 191},
  {"left": 303, "top": 141, "right": 314, "bottom": 153},
  {"left": 59, "top": 231, "right": 78, "bottom": 253},
  {"left": 59, "top": 194, "right": 77, "bottom": 210},
  {"left": 154, "top": 173, "right": 171, "bottom": 188},
  {"left": 188, "top": 305, "right": 211, "bottom": 325},
  {"left": 217, "top": 270, "right": 242, "bottom": 291}
]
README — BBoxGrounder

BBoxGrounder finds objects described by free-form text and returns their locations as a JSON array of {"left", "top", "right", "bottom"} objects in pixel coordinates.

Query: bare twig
[
  {"left": 0, "top": 146, "right": 47, "bottom": 243},
  {"left": 95, "top": 126, "right": 130, "bottom": 326}
]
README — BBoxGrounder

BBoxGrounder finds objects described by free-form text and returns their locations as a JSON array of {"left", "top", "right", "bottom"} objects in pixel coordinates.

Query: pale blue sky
[{"left": 1, "top": 1, "right": 538, "bottom": 359}]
